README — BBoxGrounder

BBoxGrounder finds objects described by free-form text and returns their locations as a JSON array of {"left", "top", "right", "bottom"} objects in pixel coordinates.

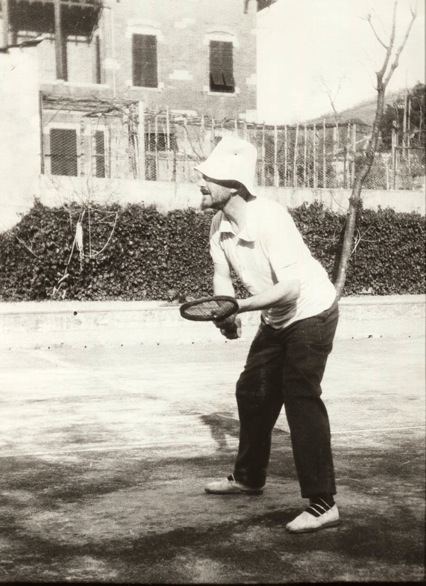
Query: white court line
[
  {"left": 0, "top": 426, "right": 424, "bottom": 459},
  {"left": 0, "top": 438, "right": 222, "bottom": 458},
  {"left": 331, "top": 425, "right": 425, "bottom": 434}
]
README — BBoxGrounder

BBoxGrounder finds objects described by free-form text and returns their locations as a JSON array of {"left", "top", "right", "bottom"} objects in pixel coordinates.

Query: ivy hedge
[{"left": 0, "top": 200, "right": 424, "bottom": 301}]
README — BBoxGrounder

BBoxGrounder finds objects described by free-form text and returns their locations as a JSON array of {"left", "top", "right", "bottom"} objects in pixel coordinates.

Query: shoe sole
[{"left": 286, "top": 519, "right": 341, "bottom": 534}]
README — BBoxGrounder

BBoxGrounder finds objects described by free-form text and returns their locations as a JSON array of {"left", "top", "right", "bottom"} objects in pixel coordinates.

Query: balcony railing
[
  {"left": 15, "top": 0, "right": 102, "bottom": 6},
  {"left": 8, "top": 0, "right": 103, "bottom": 36}
]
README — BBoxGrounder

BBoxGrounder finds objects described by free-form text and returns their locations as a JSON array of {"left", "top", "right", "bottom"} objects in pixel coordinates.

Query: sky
[{"left": 256, "top": 0, "right": 425, "bottom": 123}]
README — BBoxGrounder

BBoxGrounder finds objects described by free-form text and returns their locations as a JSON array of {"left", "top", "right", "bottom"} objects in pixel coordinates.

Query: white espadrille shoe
[
  {"left": 286, "top": 504, "right": 340, "bottom": 533},
  {"left": 205, "top": 474, "right": 264, "bottom": 495}
]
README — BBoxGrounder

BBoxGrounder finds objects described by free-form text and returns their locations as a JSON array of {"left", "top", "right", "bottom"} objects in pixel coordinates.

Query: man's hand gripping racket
[{"left": 179, "top": 296, "right": 242, "bottom": 339}]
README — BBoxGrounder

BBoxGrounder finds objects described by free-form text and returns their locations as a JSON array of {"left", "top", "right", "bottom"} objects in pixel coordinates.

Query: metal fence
[
  {"left": 41, "top": 98, "right": 425, "bottom": 191},
  {"left": 144, "top": 114, "right": 366, "bottom": 188}
]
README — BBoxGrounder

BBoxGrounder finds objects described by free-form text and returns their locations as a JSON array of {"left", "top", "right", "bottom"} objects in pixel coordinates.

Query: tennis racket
[{"left": 179, "top": 295, "right": 239, "bottom": 322}]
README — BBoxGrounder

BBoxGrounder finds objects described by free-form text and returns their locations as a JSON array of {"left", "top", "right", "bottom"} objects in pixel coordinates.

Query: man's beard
[{"left": 200, "top": 193, "right": 213, "bottom": 210}]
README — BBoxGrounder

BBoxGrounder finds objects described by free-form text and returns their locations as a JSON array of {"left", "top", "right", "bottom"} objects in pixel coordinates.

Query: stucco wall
[
  {"left": 1, "top": 172, "right": 423, "bottom": 233},
  {"left": 0, "top": 45, "right": 41, "bottom": 232},
  {"left": 35, "top": 175, "right": 425, "bottom": 217},
  {"left": 260, "top": 185, "right": 426, "bottom": 215}
]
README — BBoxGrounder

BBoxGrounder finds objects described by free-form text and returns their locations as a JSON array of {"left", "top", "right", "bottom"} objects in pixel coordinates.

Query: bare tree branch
[
  {"left": 86, "top": 211, "right": 119, "bottom": 259},
  {"left": 377, "top": 1, "right": 397, "bottom": 82},
  {"left": 14, "top": 235, "right": 41, "bottom": 259},
  {"left": 364, "top": 14, "right": 388, "bottom": 49},
  {"left": 383, "top": 5, "right": 417, "bottom": 87},
  {"left": 320, "top": 77, "right": 341, "bottom": 119}
]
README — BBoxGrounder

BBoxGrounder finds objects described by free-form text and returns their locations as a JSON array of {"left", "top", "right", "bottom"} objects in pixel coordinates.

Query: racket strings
[
  {"left": 182, "top": 298, "right": 237, "bottom": 320},
  {"left": 186, "top": 301, "right": 233, "bottom": 318}
]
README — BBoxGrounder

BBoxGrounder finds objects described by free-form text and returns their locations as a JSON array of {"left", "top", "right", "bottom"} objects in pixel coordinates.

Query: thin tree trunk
[
  {"left": 334, "top": 1, "right": 416, "bottom": 298},
  {"left": 334, "top": 83, "right": 386, "bottom": 297}
]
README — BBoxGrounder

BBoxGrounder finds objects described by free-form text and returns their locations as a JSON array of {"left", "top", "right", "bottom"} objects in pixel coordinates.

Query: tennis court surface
[{"left": 0, "top": 335, "right": 424, "bottom": 583}]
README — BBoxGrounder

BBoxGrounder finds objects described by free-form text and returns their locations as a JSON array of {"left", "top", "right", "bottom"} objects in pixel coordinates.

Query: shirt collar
[{"left": 218, "top": 200, "right": 258, "bottom": 243}]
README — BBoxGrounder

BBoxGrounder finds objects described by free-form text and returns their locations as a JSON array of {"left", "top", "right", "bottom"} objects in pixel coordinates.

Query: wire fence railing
[{"left": 41, "top": 97, "right": 425, "bottom": 191}]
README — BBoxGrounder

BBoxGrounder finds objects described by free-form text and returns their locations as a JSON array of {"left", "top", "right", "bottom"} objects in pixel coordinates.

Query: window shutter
[
  {"left": 132, "top": 34, "right": 143, "bottom": 87},
  {"left": 210, "top": 40, "right": 224, "bottom": 86},
  {"left": 133, "top": 34, "right": 158, "bottom": 88},
  {"left": 221, "top": 42, "right": 235, "bottom": 88},
  {"left": 95, "top": 131, "right": 105, "bottom": 178},
  {"left": 50, "top": 129, "right": 78, "bottom": 176},
  {"left": 209, "top": 41, "right": 234, "bottom": 93},
  {"left": 95, "top": 36, "right": 102, "bottom": 84}
]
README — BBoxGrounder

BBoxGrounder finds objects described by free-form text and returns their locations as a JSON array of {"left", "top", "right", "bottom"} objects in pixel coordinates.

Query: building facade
[
  {"left": 3, "top": 0, "right": 275, "bottom": 121},
  {"left": 1, "top": 0, "right": 275, "bottom": 182}
]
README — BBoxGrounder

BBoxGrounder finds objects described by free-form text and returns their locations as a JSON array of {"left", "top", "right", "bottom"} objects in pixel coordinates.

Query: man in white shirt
[{"left": 196, "top": 136, "right": 340, "bottom": 533}]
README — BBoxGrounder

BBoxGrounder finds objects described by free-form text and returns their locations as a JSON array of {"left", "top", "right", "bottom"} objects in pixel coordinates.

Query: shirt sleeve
[{"left": 209, "top": 213, "right": 228, "bottom": 266}]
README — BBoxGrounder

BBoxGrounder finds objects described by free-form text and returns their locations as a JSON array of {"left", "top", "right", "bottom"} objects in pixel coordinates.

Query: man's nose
[{"left": 198, "top": 176, "right": 207, "bottom": 188}]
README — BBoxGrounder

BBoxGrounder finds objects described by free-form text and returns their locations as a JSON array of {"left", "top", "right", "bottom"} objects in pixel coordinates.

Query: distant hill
[{"left": 309, "top": 89, "right": 407, "bottom": 127}]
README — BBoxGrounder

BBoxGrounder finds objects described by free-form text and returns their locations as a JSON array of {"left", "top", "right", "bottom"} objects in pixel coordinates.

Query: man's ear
[{"left": 229, "top": 188, "right": 239, "bottom": 197}]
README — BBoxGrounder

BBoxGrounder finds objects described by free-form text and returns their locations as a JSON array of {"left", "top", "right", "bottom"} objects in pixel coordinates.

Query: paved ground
[{"left": 0, "top": 336, "right": 424, "bottom": 583}]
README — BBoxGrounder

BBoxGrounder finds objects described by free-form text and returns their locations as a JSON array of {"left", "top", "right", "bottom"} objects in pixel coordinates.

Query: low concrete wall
[
  {"left": 0, "top": 295, "right": 424, "bottom": 350},
  {"left": 265, "top": 186, "right": 426, "bottom": 215},
  {"left": 36, "top": 175, "right": 425, "bottom": 216},
  {"left": 2, "top": 174, "right": 423, "bottom": 233}
]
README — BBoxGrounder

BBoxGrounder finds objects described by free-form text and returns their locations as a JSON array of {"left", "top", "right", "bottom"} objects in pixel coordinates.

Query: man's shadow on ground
[{"left": 201, "top": 412, "right": 289, "bottom": 452}]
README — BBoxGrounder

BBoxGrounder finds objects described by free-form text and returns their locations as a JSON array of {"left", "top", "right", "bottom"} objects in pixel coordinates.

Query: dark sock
[{"left": 306, "top": 494, "right": 335, "bottom": 517}]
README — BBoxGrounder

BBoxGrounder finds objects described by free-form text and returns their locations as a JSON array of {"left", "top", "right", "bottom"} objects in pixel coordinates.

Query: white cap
[{"left": 195, "top": 136, "right": 257, "bottom": 196}]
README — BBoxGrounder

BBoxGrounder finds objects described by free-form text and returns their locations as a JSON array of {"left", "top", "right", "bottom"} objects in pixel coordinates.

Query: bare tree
[
  {"left": 333, "top": 1, "right": 417, "bottom": 297},
  {"left": 320, "top": 76, "right": 345, "bottom": 124}
]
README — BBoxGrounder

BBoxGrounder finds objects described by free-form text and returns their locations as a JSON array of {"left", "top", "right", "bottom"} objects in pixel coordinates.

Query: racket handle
[{"left": 222, "top": 317, "right": 242, "bottom": 339}]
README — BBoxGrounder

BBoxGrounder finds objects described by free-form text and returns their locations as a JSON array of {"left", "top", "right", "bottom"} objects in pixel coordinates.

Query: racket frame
[{"left": 179, "top": 295, "right": 238, "bottom": 322}]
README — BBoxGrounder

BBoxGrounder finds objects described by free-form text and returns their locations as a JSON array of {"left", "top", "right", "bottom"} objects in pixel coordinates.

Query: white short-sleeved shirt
[{"left": 210, "top": 197, "right": 336, "bottom": 329}]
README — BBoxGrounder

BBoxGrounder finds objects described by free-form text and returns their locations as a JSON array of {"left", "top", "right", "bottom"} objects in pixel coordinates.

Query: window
[
  {"left": 209, "top": 41, "right": 234, "bottom": 93},
  {"left": 145, "top": 132, "right": 177, "bottom": 181},
  {"left": 50, "top": 128, "right": 78, "bottom": 176},
  {"left": 145, "top": 132, "right": 176, "bottom": 152},
  {"left": 132, "top": 34, "right": 158, "bottom": 88},
  {"left": 94, "top": 131, "right": 105, "bottom": 177}
]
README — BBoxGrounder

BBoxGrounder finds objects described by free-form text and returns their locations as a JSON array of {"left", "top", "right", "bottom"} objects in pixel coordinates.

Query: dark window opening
[
  {"left": 209, "top": 41, "right": 235, "bottom": 93},
  {"left": 50, "top": 128, "right": 78, "bottom": 176},
  {"left": 145, "top": 132, "right": 176, "bottom": 152},
  {"left": 132, "top": 34, "right": 158, "bottom": 88}
]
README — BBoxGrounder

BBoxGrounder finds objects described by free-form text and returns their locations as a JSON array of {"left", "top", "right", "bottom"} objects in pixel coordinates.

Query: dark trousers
[{"left": 233, "top": 300, "right": 339, "bottom": 498}]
